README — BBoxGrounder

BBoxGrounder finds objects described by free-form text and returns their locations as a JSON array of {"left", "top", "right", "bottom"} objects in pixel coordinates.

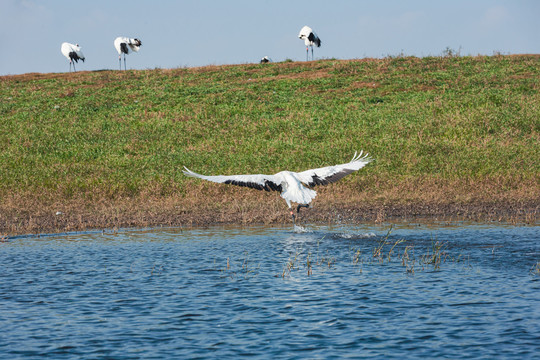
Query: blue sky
[{"left": 1, "top": 0, "right": 538, "bottom": 75}]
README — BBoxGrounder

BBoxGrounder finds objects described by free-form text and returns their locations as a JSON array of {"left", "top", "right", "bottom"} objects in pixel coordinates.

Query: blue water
[{"left": 1, "top": 224, "right": 539, "bottom": 359}]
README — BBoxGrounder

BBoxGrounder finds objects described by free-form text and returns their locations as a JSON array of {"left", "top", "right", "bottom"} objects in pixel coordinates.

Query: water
[{"left": 1, "top": 223, "right": 539, "bottom": 359}]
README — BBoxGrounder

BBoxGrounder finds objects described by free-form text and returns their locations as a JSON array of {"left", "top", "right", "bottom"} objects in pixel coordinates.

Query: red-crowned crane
[
  {"left": 183, "top": 151, "right": 371, "bottom": 224},
  {"left": 61, "top": 42, "right": 85, "bottom": 72},
  {"left": 298, "top": 26, "right": 321, "bottom": 61},
  {"left": 114, "top": 37, "right": 142, "bottom": 70}
]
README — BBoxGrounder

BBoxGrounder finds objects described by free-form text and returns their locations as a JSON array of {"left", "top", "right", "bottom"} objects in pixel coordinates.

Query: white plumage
[
  {"left": 60, "top": 42, "right": 85, "bottom": 72},
  {"left": 114, "top": 36, "right": 142, "bottom": 70},
  {"left": 298, "top": 25, "right": 321, "bottom": 61},
  {"left": 183, "top": 151, "right": 371, "bottom": 222}
]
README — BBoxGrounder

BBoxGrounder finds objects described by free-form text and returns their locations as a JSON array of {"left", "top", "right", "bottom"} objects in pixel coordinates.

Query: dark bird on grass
[
  {"left": 183, "top": 151, "right": 371, "bottom": 224},
  {"left": 114, "top": 36, "right": 142, "bottom": 70},
  {"left": 298, "top": 25, "right": 321, "bottom": 61},
  {"left": 61, "top": 42, "right": 85, "bottom": 72}
]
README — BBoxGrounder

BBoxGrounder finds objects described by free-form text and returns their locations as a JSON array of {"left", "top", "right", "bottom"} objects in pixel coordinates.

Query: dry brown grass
[{"left": 1, "top": 177, "right": 537, "bottom": 236}]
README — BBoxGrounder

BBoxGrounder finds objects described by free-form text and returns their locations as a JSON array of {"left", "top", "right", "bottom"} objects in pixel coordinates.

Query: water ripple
[{"left": 0, "top": 224, "right": 539, "bottom": 359}]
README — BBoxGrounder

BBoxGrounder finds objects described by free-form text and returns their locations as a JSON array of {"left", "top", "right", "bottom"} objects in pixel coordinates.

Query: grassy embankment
[{"left": 1, "top": 55, "right": 539, "bottom": 235}]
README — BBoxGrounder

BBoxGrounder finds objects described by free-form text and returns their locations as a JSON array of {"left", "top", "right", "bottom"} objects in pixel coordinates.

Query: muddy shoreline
[{"left": 2, "top": 199, "right": 538, "bottom": 237}]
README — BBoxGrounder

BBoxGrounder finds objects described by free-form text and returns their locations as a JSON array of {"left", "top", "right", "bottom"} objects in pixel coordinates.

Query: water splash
[
  {"left": 333, "top": 232, "right": 377, "bottom": 240},
  {"left": 293, "top": 224, "right": 311, "bottom": 233}
]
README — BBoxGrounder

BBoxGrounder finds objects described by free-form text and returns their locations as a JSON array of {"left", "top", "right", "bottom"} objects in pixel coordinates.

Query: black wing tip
[
  {"left": 224, "top": 179, "right": 282, "bottom": 192},
  {"left": 69, "top": 51, "right": 83, "bottom": 62},
  {"left": 307, "top": 175, "right": 330, "bottom": 187},
  {"left": 308, "top": 170, "right": 353, "bottom": 187},
  {"left": 308, "top": 32, "right": 321, "bottom": 47}
]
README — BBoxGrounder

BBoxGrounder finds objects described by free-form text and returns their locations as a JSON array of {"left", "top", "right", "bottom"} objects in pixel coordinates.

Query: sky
[{"left": 1, "top": 0, "right": 539, "bottom": 75}]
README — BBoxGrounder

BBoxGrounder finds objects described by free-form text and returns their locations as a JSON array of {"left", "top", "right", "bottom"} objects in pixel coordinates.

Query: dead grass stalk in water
[{"left": 530, "top": 262, "right": 540, "bottom": 277}]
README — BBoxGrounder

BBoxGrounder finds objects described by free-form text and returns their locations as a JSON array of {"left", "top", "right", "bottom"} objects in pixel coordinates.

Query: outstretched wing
[
  {"left": 183, "top": 167, "right": 282, "bottom": 192},
  {"left": 295, "top": 151, "right": 372, "bottom": 187}
]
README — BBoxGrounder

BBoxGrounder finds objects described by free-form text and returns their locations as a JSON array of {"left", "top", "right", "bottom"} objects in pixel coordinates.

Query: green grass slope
[{"left": 1, "top": 55, "right": 539, "bottom": 233}]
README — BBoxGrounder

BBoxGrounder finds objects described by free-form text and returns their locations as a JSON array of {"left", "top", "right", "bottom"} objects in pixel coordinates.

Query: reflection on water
[{"left": 1, "top": 223, "right": 539, "bottom": 359}]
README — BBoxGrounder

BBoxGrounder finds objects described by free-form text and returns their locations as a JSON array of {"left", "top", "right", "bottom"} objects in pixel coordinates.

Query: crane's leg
[
  {"left": 297, "top": 204, "right": 309, "bottom": 213},
  {"left": 311, "top": 47, "right": 314, "bottom": 61},
  {"left": 73, "top": 62, "right": 76, "bottom": 72},
  {"left": 286, "top": 201, "right": 296, "bottom": 224},
  {"left": 119, "top": 55, "right": 121, "bottom": 70},
  {"left": 306, "top": 47, "right": 309, "bottom": 61},
  {"left": 124, "top": 55, "right": 127, "bottom": 71}
]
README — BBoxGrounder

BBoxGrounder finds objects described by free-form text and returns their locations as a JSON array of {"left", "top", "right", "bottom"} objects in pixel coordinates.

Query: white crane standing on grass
[
  {"left": 298, "top": 25, "right": 321, "bottom": 61},
  {"left": 183, "top": 151, "right": 372, "bottom": 224},
  {"left": 114, "top": 37, "right": 142, "bottom": 70},
  {"left": 61, "top": 42, "right": 85, "bottom": 72}
]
